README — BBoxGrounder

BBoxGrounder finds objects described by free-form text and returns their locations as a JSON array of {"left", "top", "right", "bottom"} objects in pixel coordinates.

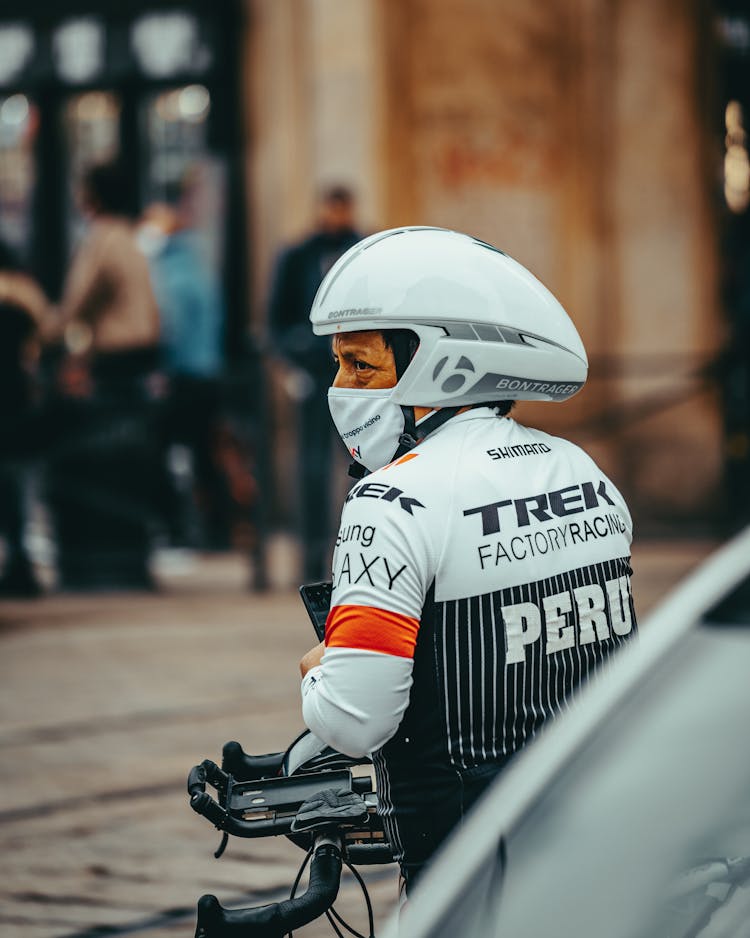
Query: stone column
[
  {"left": 245, "top": 0, "right": 383, "bottom": 330},
  {"left": 607, "top": 0, "right": 722, "bottom": 522}
]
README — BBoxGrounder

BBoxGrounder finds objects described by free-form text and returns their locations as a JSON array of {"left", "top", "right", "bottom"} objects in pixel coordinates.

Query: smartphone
[{"left": 298, "top": 581, "right": 332, "bottom": 642}]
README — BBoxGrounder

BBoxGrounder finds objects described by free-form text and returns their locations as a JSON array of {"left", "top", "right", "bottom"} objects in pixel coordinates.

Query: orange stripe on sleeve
[{"left": 325, "top": 604, "right": 420, "bottom": 659}]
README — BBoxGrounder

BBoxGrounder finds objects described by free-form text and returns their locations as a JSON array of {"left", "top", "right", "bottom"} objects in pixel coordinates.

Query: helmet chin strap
[
  {"left": 395, "top": 405, "right": 462, "bottom": 458},
  {"left": 347, "top": 405, "right": 461, "bottom": 479},
  {"left": 394, "top": 404, "right": 418, "bottom": 457}
]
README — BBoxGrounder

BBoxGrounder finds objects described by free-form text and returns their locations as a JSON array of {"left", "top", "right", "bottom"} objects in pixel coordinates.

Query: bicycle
[{"left": 187, "top": 583, "right": 395, "bottom": 937}]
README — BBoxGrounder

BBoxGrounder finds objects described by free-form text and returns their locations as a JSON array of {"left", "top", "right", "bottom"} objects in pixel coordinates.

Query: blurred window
[
  {"left": 143, "top": 85, "right": 211, "bottom": 199},
  {"left": 0, "top": 5, "right": 238, "bottom": 331},
  {"left": 0, "top": 22, "right": 34, "bottom": 86},
  {"left": 52, "top": 17, "right": 106, "bottom": 85},
  {"left": 142, "top": 84, "right": 225, "bottom": 274},
  {"left": 63, "top": 92, "right": 121, "bottom": 251},
  {"left": 0, "top": 93, "right": 37, "bottom": 262},
  {"left": 131, "top": 11, "right": 212, "bottom": 79}
]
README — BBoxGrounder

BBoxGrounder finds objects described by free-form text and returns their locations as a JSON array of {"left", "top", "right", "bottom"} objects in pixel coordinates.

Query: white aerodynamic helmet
[{"left": 310, "top": 226, "right": 588, "bottom": 407}]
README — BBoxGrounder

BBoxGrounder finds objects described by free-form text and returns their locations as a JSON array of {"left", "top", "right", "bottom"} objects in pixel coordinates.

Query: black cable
[
  {"left": 325, "top": 909, "right": 347, "bottom": 937},
  {"left": 286, "top": 846, "right": 314, "bottom": 938},
  {"left": 325, "top": 862, "right": 375, "bottom": 938},
  {"left": 328, "top": 905, "right": 368, "bottom": 938},
  {"left": 285, "top": 846, "right": 375, "bottom": 938},
  {"left": 345, "top": 861, "right": 375, "bottom": 938}
]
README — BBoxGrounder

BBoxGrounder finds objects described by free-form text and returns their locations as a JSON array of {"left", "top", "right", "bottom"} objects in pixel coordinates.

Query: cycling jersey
[{"left": 301, "top": 407, "right": 636, "bottom": 884}]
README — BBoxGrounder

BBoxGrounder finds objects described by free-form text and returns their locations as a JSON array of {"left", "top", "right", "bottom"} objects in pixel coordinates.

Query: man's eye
[{"left": 354, "top": 360, "right": 373, "bottom": 371}]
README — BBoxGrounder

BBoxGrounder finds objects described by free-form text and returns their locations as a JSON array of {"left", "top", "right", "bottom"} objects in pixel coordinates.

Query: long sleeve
[
  {"left": 299, "top": 456, "right": 440, "bottom": 758},
  {"left": 301, "top": 647, "right": 414, "bottom": 758}
]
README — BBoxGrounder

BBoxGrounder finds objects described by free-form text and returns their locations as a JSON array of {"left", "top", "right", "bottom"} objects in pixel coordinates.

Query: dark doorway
[
  {"left": 0, "top": 1, "right": 247, "bottom": 358},
  {"left": 714, "top": 2, "right": 750, "bottom": 526}
]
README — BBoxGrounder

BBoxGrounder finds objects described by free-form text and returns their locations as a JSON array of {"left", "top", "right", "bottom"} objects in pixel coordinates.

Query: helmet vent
[
  {"left": 474, "top": 323, "right": 504, "bottom": 341},
  {"left": 441, "top": 322, "right": 477, "bottom": 340},
  {"left": 439, "top": 322, "right": 561, "bottom": 350}
]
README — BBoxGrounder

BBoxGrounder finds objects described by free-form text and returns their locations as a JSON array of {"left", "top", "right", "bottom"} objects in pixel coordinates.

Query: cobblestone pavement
[{"left": 0, "top": 540, "right": 719, "bottom": 938}]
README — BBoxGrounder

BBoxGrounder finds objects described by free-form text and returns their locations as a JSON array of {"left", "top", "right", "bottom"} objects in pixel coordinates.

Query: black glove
[{"left": 291, "top": 788, "right": 369, "bottom": 832}]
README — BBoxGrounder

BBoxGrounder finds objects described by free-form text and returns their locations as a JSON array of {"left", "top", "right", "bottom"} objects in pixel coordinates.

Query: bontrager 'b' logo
[{"left": 431, "top": 355, "right": 476, "bottom": 394}]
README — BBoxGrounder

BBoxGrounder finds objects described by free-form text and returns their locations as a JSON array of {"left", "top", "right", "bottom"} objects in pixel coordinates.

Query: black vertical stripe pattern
[{"left": 438, "top": 556, "right": 636, "bottom": 769}]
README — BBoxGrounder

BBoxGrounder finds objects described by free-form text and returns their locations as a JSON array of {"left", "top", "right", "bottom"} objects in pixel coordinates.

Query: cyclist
[{"left": 299, "top": 227, "right": 637, "bottom": 893}]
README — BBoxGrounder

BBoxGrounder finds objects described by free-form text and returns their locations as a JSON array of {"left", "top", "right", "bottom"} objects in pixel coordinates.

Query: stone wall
[
  {"left": 246, "top": 0, "right": 723, "bottom": 528},
  {"left": 378, "top": 0, "right": 722, "bottom": 524}
]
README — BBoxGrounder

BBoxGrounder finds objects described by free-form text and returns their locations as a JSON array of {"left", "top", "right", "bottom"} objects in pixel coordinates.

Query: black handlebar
[
  {"left": 187, "top": 762, "right": 210, "bottom": 797},
  {"left": 195, "top": 838, "right": 342, "bottom": 938},
  {"left": 221, "top": 741, "right": 285, "bottom": 782},
  {"left": 188, "top": 759, "right": 368, "bottom": 839},
  {"left": 188, "top": 738, "right": 394, "bottom": 935},
  {"left": 187, "top": 760, "right": 242, "bottom": 832}
]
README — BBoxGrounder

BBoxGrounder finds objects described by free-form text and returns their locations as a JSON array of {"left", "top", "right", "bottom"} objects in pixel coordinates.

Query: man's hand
[{"left": 300, "top": 641, "right": 325, "bottom": 677}]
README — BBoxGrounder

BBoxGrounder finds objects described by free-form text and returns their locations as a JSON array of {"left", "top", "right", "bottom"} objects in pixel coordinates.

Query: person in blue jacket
[
  {"left": 139, "top": 190, "right": 226, "bottom": 547},
  {"left": 268, "top": 186, "right": 361, "bottom": 580}
]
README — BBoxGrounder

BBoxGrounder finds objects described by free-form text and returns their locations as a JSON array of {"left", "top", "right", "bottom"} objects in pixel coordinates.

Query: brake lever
[{"left": 187, "top": 761, "right": 232, "bottom": 832}]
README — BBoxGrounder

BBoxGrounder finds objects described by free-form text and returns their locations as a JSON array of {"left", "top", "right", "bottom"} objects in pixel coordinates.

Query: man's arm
[
  {"left": 298, "top": 457, "right": 438, "bottom": 759},
  {"left": 299, "top": 641, "right": 325, "bottom": 677},
  {"left": 301, "top": 631, "right": 415, "bottom": 759},
  {"left": 58, "top": 223, "right": 113, "bottom": 330}
]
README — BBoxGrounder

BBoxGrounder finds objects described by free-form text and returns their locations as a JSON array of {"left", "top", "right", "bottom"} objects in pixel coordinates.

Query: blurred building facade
[
  {"left": 248, "top": 0, "right": 746, "bottom": 533},
  {"left": 1, "top": 0, "right": 748, "bottom": 540}
]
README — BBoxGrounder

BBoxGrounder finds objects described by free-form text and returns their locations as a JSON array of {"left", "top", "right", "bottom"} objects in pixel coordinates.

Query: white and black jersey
[{"left": 302, "top": 407, "right": 636, "bottom": 884}]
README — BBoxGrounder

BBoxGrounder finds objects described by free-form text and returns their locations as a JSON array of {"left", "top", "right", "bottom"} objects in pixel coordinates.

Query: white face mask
[{"left": 328, "top": 387, "right": 405, "bottom": 472}]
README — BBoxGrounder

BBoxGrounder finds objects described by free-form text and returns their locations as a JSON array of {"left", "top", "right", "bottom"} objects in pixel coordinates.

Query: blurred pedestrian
[
  {"left": 138, "top": 183, "right": 228, "bottom": 547},
  {"left": 46, "top": 162, "right": 162, "bottom": 589},
  {"left": 268, "top": 185, "right": 362, "bottom": 580},
  {"left": 56, "top": 161, "right": 161, "bottom": 387},
  {"left": 0, "top": 245, "right": 49, "bottom": 595}
]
